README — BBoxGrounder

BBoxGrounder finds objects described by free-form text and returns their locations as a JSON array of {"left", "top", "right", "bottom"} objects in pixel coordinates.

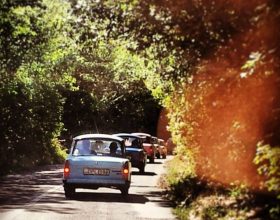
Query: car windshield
[
  {"left": 123, "top": 137, "right": 141, "bottom": 149},
  {"left": 72, "top": 139, "right": 123, "bottom": 157},
  {"left": 152, "top": 137, "right": 158, "bottom": 145},
  {"left": 140, "top": 136, "right": 151, "bottom": 144},
  {"left": 158, "top": 140, "right": 165, "bottom": 146}
]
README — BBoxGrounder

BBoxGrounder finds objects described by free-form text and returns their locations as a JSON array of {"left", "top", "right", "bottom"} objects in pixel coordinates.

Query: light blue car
[{"left": 62, "top": 134, "right": 132, "bottom": 198}]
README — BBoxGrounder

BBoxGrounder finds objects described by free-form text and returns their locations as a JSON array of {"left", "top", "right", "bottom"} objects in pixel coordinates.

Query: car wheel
[
  {"left": 120, "top": 186, "right": 129, "bottom": 196},
  {"left": 139, "top": 163, "right": 145, "bottom": 173},
  {"left": 156, "top": 152, "right": 160, "bottom": 159},
  {"left": 64, "top": 186, "right": 75, "bottom": 199},
  {"left": 162, "top": 154, "right": 166, "bottom": 159}
]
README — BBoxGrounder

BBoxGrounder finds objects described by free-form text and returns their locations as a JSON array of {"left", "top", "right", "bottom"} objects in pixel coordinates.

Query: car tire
[
  {"left": 156, "top": 152, "right": 160, "bottom": 159},
  {"left": 139, "top": 163, "right": 145, "bottom": 173},
  {"left": 120, "top": 186, "right": 129, "bottom": 196},
  {"left": 162, "top": 154, "right": 166, "bottom": 159},
  {"left": 149, "top": 157, "right": 154, "bottom": 163},
  {"left": 64, "top": 185, "right": 75, "bottom": 199}
]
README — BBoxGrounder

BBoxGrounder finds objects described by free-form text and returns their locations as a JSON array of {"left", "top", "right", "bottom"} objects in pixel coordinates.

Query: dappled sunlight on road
[{"left": 0, "top": 165, "right": 63, "bottom": 207}]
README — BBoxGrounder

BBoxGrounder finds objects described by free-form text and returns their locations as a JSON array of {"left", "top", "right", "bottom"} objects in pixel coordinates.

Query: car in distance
[
  {"left": 156, "top": 138, "right": 167, "bottom": 159},
  {"left": 131, "top": 132, "right": 155, "bottom": 163},
  {"left": 152, "top": 136, "right": 160, "bottom": 159},
  {"left": 114, "top": 133, "right": 147, "bottom": 173},
  {"left": 62, "top": 134, "right": 132, "bottom": 198}
]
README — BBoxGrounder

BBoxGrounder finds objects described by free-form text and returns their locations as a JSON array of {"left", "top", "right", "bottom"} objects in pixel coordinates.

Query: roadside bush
[
  {"left": 254, "top": 142, "right": 280, "bottom": 218},
  {"left": 201, "top": 205, "right": 227, "bottom": 220},
  {"left": 0, "top": 81, "right": 66, "bottom": 174},
  {"left": 49, "top": 138, "right": 68, "bottom": 164},
  {"left": 165, "top": 155, "right": 204, "bottom": 206}
]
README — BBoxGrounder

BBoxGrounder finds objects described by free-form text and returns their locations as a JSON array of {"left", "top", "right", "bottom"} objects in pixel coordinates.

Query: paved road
[{"left": 0, "top": 156, "right": 176, "bottom": 220}]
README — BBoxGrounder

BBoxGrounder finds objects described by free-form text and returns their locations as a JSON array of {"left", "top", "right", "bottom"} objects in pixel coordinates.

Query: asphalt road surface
[{"left": 0, "top": 156, "right": 176, "bottom": 220}]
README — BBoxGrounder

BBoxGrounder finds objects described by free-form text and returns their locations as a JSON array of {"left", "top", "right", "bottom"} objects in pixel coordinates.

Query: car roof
[
  {"left": 114, "top": 133, "right": 142, "bottom": 138},
  {"left": 131, "top": 132, "right": 152, "bottom": 137},
  {"left": 73, "top": 133, "right": 123, "bottom": 142}
]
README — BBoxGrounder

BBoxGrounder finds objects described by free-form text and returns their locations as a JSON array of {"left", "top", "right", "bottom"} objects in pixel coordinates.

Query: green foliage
[
  {"left": 254, "top": 142, "right": 280, "bottom": 198},
  {"left": 165, "top": 155, "right": 199, "bottom": 206},
  {"left": 201, "top": 206, "right": 227, "bottom": 220},
  {"left": 270, "top": 205, "right": 280, "bottom": 220},
  {"left": 254, "top": 143, "right": 280, "bottom": 198},
  {"left": 0, "top": 0, "right": 75, "bottom": 174},
  {"left": 228, "top": 183, "right": 249, "bottom": 199},
  {"left": 61, "top": 89, "right": 98, "bottom": 137},
  {"left": 173, "top": 206, "right": 191, "bottom": 220},
  {"left": 61, "top": 2, "right": 163, "bottom": 135},
  {"left": 50, "top": 138, "right": 68, "bottom": 163},
  {"left": 112, "top": 42, "right": 148, "bottom": 82}
]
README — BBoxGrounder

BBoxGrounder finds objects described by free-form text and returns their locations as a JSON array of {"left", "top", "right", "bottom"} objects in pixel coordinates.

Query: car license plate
[{"left": 83, "top": 168, "right": 110, "bottom": 176}]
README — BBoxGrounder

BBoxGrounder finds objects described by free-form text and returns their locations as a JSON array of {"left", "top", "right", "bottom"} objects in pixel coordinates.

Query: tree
[{"left": 0, "top": 0, "right": 75, "bottom": 173}]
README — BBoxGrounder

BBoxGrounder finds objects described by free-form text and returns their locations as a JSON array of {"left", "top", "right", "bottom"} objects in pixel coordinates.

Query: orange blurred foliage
[
  {"left": 185, "top": 4, "right": 279, "bottom": 190},
  {"left": 157, "top": 0, "right": 280, "bottom": 191}
]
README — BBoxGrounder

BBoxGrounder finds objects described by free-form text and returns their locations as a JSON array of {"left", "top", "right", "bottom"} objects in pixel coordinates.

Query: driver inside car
[{"left": 109, "top": 142, "right": 118, "bottom": 156}]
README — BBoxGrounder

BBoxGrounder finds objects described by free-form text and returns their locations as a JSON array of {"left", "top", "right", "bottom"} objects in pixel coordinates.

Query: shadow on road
[
  {"left": 148, "top": 161, "right": 163, "bottom": 164},
  {"left": 144, "top": 191, "right": 175, "bottom": 208},
  {"left": 73, "top": 192, "right": 149, "bottom": 204},
  {"left": 0, "top": 165, "right": 63, "bottom": 207},
  {"left": 131, "top": 171, "right": 157, "bottom": 176}
]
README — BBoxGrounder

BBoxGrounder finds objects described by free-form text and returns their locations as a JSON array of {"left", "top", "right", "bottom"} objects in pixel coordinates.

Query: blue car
[
  {"left": 62, "top": 134, "right": 132, "bottom": 198},
  {"left": 114, "top": 133, "right": 147, "bottom": 173}
]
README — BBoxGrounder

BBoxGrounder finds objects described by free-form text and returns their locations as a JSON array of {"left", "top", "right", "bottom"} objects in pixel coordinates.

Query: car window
[
  {"left": 124, "top": 137, "right": 141, "bottom": 149},
  {"left": 158, "top": 140, "right": 165, "bottom": 146},
  {"left": 151, "top": 137, "right": 158, "bottom": 145},
  {"left": 73, "top": 139, "right": 123, "bottom": 157},
  {"left": 142, "top": 136, "right": 152, "bottom": 144}
]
